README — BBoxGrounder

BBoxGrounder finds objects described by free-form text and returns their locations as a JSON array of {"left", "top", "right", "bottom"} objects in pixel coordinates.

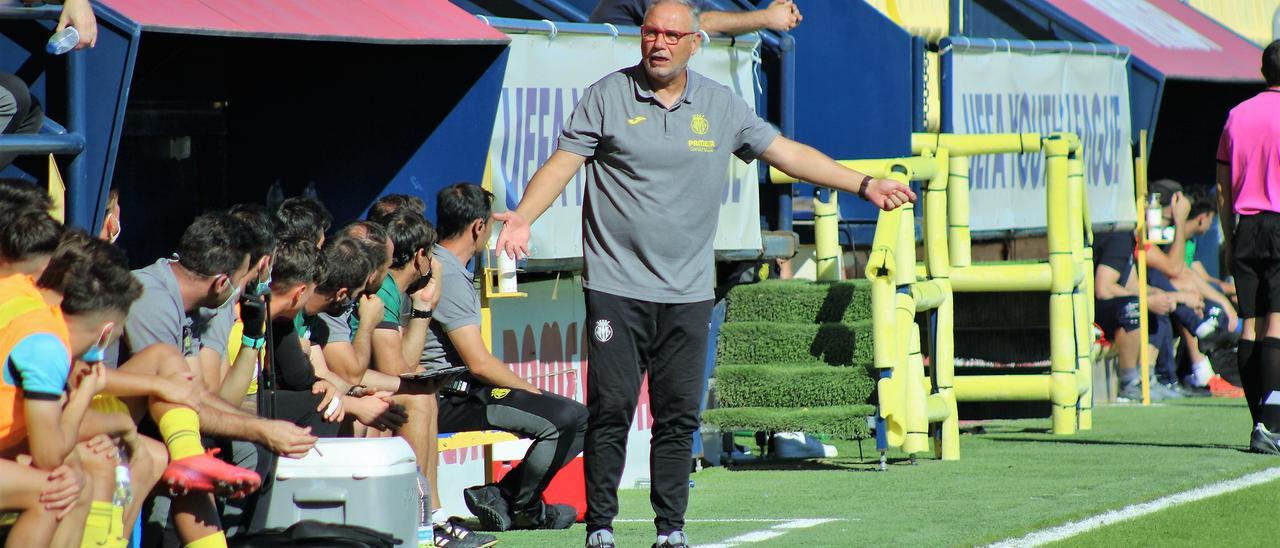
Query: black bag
[
  {"left": 1210, "top": 345, "right": 1241, "bottom": 387},
  {"left": 231, "top": 520, "right": 402, "bottom": 547}
]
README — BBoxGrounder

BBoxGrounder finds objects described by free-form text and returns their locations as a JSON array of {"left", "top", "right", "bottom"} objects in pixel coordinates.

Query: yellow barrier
[
  {"left": 911, "top": 132, "right": 1041, "bottom": 157},
  {"left": 947, "top": 156, "right": 972, "bottom": 268},
  {"left": 868, "top": 159, "right": 958, "bottom": 464},
  {"left": 914, "top": 131, "right": 1093, "bottom": 437},
  {"left": 950, "top": 263, "right": 1052, "bottom": 292},
  {"left": 1068, "top": 153, "right": 1094, "bottom": 429},
  {"left": 791, "top": 131, "right": 1094, "bottom": 464},
  {"left": 769, "top": 156, "right": 939, "bottom": 184},
  {"left": 813, "top": 189, "right": 841, "bottom": 281}
]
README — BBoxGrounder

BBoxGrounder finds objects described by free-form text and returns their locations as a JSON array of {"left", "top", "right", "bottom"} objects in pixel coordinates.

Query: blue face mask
[
  {"left": 81, "top": 344, "right": 105, "bottom": 363},
  {"left": 249, "top": 268, "right": 272, "bottom": 298},
  {"left": 81, "top": 323, "right": 114, "bottom": 363}
]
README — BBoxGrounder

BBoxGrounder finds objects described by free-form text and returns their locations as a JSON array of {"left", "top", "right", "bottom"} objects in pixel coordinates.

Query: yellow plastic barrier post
[
  {"left": 868, "top": 204, "right": 905, "bottom": 450},
  {"left": 922, "top": 148, "right": 958, "bottom": 460},
  {"left": 1045, "top": 133, "right": 1078, "bottom": 435},
  {"left": 903, "top": 321, "right": 929, "bottom": 455},
  {"left": 911, "top": 132, "right": 1042, "bottom": 157},
  {"left": 813, "top": 189, "right": 842, "bottom": 281},
  {"left": 947, "top": 155, "right": 971, "bottom": 269},
  {"left": 954, "top": 375, "right": 1051, "bottom": 401},
  {"left": 1068, "top": 152, "right": 1093, "bottom": 430},
  {"left": 889, "top": 163, "right": 931, "bottom": 457},
  {"left": 769, "top": 156, "right": 938, "bottom": 184},
  {"left": 950, "top": 263, "right": 1053, "bottom": 292}
]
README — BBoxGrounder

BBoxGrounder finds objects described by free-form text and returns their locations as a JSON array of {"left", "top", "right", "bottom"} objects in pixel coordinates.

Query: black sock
[
  {"left": 1240, "top": 340, "right": 1261, "bottom": 425},
  {"left": 1258, "top": 337, "right": 1280, "bottom": 431}
]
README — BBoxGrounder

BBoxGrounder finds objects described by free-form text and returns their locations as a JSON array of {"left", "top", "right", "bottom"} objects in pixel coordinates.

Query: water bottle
[
  {"left": 415, "top": 472, "right": 433, "bottom": 547},
  {"left": 417, "top": 472, "right": 430, "bottom": 525},
  {"left": 113, "top": 447, "right": 132, "bottom": 510},
  {"left": 46, "top": 27, "right": 79, "bottom": 55},
  {"left": 1146, "top": 193, "right": 1167, "bottom": 244}
]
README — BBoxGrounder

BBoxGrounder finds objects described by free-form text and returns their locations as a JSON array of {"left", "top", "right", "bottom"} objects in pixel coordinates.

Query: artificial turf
[{"left": 485, "top": 398, "right": 1277, "bottom": 547}]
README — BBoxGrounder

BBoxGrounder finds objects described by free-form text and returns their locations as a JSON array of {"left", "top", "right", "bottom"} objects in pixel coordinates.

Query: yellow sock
[
  {"left": 90, "top": 394, "right": 130, "bottom": 415},
  {"left": 185, "top": 531, "right": 228, "bottom": 548},
  {"left": 157, "top": 408, "right": 204, "bottom": 461},
  {"left": 109, "top": 504, "right": 127, "bottom": 548},
  {"left": 80, "top": 501, "right": 113, "bottom": 548}
]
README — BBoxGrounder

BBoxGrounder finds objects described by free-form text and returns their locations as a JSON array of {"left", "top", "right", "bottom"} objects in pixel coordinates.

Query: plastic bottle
[
  {"left": 1146, "top": 193, "right": 1166, "bottom": 243},
  {"left": 113, "top": 446, "right": 132, "bottom": 535},
  {"left": 415, "top": 471, "right": 433, "bottom": 547},
  {"left": 46, "top": 27, "right": 79, "bottom": 55}
]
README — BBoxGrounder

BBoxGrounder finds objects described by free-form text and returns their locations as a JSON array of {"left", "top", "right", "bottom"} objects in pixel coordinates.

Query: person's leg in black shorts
[
  {"left": 1097, "top": 296, "right": 1142, "bottom": 398},
  {"left": 439, "top": 383, "right": 586, "bottom": 530},
  {"left": 1232, "top": 213, "right": 1280, "bottom": 453},
  {"left": 582, "top": 289, "right": 712, "bottom": 541}
]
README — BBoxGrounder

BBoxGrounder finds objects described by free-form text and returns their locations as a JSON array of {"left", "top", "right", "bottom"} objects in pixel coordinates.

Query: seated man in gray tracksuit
[{"left": 424, "top": 183, "right": 587, "bottom": 532}]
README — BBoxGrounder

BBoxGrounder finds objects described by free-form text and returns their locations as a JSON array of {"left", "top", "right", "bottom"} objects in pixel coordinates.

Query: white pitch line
[
  {"left": 612, "top": 518, "right": 851, "bottom": 523},
  {"left": 989, "top": 467, "right": 1280, "bottom": 548},
  {"left": 699, "top": 518, "right": 839, "bottom": 548}
]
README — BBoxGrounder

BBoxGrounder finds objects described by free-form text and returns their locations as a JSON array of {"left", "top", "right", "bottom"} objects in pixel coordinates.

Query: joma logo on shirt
[{"left": 688, "top": 139, "right": 716, "bottom": 152}]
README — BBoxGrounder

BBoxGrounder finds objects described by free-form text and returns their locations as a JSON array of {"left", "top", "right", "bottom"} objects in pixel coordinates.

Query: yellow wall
[
  {"left": 1186, "top": 0, "right": 1279, "bottom": 46},
  {"left": 863, "top": 0, "right": 949, "bottom": 43}
]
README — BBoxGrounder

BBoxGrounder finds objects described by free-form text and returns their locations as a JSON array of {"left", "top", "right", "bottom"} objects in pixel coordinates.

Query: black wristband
[
  {"left": 410, "top": 308, "right": 433, "bottom": 320},
  {"left": 856, "top": 175, "right": 873, "bottom": 200}
]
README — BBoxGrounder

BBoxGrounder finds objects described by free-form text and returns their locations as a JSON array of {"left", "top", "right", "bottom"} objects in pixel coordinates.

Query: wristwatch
[
  {"left": 856, "top": 175, "right": 873, "bottom": 200},
  {"left": 410, "top": 308, "right": 433, "bottom": 320}
]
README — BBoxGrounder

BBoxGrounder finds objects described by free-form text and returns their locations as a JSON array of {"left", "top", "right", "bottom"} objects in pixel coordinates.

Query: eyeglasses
[{"left": 640, "top": 25, "right": 699, "bottom": 45}]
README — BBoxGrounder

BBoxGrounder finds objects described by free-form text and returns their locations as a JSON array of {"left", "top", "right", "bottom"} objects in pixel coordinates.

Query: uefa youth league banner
[
  {"left": 488, "top": 31, "right": 765, "bottom": 259},
  {"left": 943, "top": 38, "right": 1137, "bottom": 232}
]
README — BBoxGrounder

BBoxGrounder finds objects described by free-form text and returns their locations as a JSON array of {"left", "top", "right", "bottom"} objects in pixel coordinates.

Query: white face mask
[{"left": 217, "top": 279, "right": 242, "bottom": 309}]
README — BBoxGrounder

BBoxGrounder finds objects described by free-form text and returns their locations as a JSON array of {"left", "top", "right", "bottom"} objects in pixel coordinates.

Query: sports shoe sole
[
  {"left": 440, "top": 523, "right": 498, "bottom": 548},
  {"left": 160, "top": 453, "right": 261, "bottom": 499},
  {"left": 463, "top": 488, "right": 512, "bottom": 532}
]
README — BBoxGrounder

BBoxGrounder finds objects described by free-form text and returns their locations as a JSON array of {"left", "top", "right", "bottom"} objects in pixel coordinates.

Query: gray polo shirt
[
  {"left": 310, "top": 310, "right": 354, "bottom": 346},
  {"left": 559, "top": 64, "right": 779, "bottom": 303},
  {"left": 194, "top": 303, "right": 234, "bottom": 358},
  {"left": 419, "top": 245, "right": 480, "bottom": 370},
  {"left": 112, "top": 259, "right": 199, "bottom": 367}
]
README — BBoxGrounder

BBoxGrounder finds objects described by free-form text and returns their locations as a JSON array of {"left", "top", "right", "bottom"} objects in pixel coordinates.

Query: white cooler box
[{"left": 260, "top": 437, "right": 420, "bottom": 545}]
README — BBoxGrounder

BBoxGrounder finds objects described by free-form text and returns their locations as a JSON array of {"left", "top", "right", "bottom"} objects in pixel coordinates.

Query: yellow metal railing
[{"left": 770, "top": 130, "right": 1095, "bottom": 464}]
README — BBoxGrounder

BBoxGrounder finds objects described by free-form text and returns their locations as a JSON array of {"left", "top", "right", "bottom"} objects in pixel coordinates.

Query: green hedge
[
  {"left": 725, "top": 280, "right": 873, "bottom": 325},
  {"left": 717, "top": 321, "right": 874, "bottom": 367},
  {"left": 702, "top": 405, "right": 877, "bottom": 440},
  {"left": 715, "top": 364, "right": 875, "bottom": 408}
]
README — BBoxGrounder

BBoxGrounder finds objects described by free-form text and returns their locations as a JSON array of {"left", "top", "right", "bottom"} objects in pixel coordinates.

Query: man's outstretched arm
[
  {"left": 494, "top": 150, "right": 588, "bottom": 260},
  {"left": 760, "top": 136, "right": 916, "bottom": 211}
]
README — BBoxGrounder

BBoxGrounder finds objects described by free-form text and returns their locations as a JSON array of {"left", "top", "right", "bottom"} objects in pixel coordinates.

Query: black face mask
[{"left": 328, "top": 296, "right": 356, "bottom": 317}]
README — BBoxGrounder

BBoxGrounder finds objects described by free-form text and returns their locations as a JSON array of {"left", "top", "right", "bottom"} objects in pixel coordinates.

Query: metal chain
[{"left": 921, "top": 48, "right": 931, "bottom": 132}]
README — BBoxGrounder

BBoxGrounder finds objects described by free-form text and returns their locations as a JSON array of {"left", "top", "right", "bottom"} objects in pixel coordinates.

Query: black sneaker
[
  {"left": 1250, "top": 423, "right": 1280, "bottom": 455},
  {"left": 653, "top": 530, "right": 689, "bottom": 548},
  {"left": 512, "top": 502, "right": 576, "bottom": 530},
  {"left": 437, "top": 519, "right": 499, "bottom": 548},
  {"left": 1173, "top": 382, "right": 1211, "bottom": 398},
  {"left": 463, "top": 485, "right": 512, "bottom": 532}
]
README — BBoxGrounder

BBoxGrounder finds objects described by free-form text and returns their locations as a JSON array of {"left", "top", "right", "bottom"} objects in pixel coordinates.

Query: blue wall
[{"left": 789, "top": 0, "right": 913, "bottom": 222}]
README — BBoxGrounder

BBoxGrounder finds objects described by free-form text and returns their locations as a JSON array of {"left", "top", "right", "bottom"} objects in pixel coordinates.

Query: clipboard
[{"left": 399, "top": 366, "right": 469, "bottom": 382}]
